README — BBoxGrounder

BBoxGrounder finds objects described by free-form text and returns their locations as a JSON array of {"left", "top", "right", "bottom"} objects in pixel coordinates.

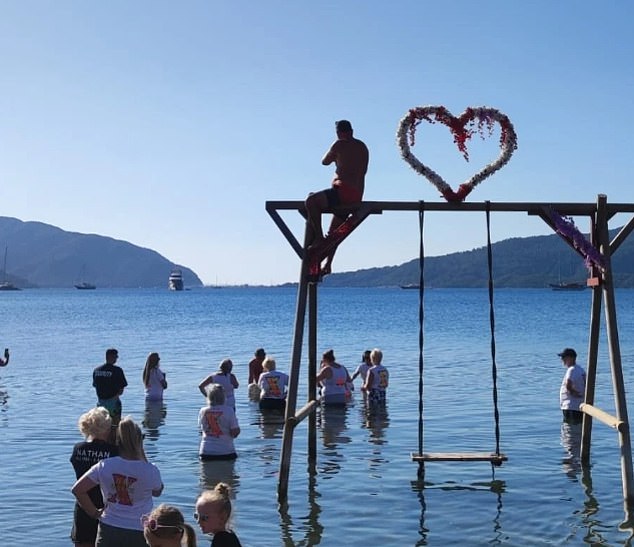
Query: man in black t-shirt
[{"left": 92, "top": 348, "right": 128, "bottom": 426}]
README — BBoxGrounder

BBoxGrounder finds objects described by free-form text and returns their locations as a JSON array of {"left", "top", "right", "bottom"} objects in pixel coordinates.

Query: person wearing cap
[
  {"left": 305, "top": 119, "right": 369, "bottom": 276},
  {"left": 558, "top": 348, "right": 586, "bottom": 424}
]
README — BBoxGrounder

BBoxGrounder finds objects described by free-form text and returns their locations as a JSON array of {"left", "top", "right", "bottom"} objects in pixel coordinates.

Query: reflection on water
[
  {"left": 0, "top": 384, "right": 8, "bottom": 428},
  {"left": 199, "top": 458, "right": 239, "bottom": 496},
  {"left": 561, "top": 421, "right": 582, "bottom": 476},
  {"left": 254, "top": 409, "right": 285, "bottom": 477},
  {"left": 362, "top": 403, "right": 390, "bottom": 444},
  {"left": 279, "top": 462, "right": 323, "bottom": 547},
  {"left": 318, "top": 405, "right": 351, "bottom": 477},
  {"left": 142, "top": 399, "right": 167, "bottom": 441},
  {"left": 412, "top": 475, "right": 506, "bottom": 546}
]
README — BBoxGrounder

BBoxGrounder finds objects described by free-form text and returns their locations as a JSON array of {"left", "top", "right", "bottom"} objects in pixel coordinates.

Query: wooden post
[
  {"left": 597, "top": 195, "right": 634, "bottom": 503},
  {"left": 278, "top": 247, "right": 310, "bottom": 504},
  {"left": 581, "top": 213, "right": 602, "bottom": 465},
  {"left": 308, "top": 281, "right": 318, "bottom": 462}
]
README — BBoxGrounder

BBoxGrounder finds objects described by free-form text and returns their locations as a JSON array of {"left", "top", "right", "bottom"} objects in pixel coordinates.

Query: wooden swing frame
[{"left": 266, "top": 194, "right": 634, "bottom": 507}]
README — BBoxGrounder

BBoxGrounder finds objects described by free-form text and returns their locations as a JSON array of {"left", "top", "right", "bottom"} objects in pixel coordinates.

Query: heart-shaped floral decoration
[{"left": 397, "top": 106, "right": 518, "bottom": 202}]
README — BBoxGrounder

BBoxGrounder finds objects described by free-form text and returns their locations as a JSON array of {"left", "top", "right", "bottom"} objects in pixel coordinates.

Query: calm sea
[{"left": 2, "top": 287, "right": 634, "bottom": 546}]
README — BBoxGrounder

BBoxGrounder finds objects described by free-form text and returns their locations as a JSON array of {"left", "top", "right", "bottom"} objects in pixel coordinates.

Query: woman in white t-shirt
[
  {"left": 316, "top": 349, "right": 352, "bottom": 405},
  {"left": 258, "top": 357, "right": 289, "bottom": 412},
  {"left": 143, "top": 352, "right": 167, "bottom": 401},
  {"left": 72, "top": 417, "right": 164, "bottom": 547},
  {"left": 198, "top": 359, "right": 239, "bottom": 409},
  {"left": 198, "top": 384, "right": 241, "bottom": 461}
]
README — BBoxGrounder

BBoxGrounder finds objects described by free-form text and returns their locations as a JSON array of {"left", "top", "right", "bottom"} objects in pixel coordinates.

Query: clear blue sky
[{"left": 2, "top": 1, "right": 633, "bottom": 285}]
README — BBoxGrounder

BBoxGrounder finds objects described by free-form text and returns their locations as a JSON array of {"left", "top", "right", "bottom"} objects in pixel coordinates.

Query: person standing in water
[
  {"left": 142, "top": 352, "right": 168, "bottom": 401},
  {"left": 199, "top": 359, "right": 239, "bottom": 410},
  {"left": 362, "top": 348, "right": 389, "bottom": 407},
  {"left": 92, "top": 348, "right": 128, "bottom": 427},
  {"left": 559, "top": 347, "right": 586, "bottom": 425}
]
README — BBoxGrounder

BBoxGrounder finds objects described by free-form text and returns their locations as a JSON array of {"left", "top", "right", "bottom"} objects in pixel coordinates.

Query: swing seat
[{"left": 411, "top": 451, "right": 507, "bottom": 465}]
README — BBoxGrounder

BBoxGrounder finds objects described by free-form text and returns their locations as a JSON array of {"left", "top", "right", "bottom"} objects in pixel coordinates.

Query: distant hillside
[
  {"left": 321, "top": 229, "right": 634, "bottom": 288},
  {"left": 0, "top": 216, "right": 203, "bottom": 288}
]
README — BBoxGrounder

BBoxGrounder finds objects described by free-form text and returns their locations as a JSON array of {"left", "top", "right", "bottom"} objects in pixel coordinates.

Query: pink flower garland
[{"left": 397, "top": 105, "right": 518, "bottom": 202}]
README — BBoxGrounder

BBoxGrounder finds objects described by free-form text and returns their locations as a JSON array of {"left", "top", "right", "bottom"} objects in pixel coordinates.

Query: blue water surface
[{"left": 1, "top": 287, "right": 634, "bottom": 546}]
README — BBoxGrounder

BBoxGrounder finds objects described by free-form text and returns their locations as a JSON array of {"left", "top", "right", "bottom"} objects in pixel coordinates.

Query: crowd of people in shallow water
[{"left": 66, "top": 345, "right": 388, "bottom": 547}]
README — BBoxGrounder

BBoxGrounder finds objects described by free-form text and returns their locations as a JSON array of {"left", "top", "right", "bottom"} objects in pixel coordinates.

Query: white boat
[
  {"left": 0, "top": 247, "right": 20, "bottom": 291},
  {"left": 168, "top": 269, "right": 184, "bottom": 291}
]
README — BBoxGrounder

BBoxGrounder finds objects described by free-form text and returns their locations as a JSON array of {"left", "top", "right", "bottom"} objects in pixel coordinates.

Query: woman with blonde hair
[
  {"left": 258, "top": 357, "right": 289, "bottom": 412},
  {"left": 362, "top": 348, "right": 389, "bottom": 406},
  {"left": 198, "top": 384, "right": 240, "bottom": 460},
  {"left": 72, "top": 416, "right": 164, "bottom": 547},
  {"left": 70, "top": 407, "right": 118, "bottom": 547},
  {"left": 142, "top": 504, "right": 197, "bottom": 547},
  {"left": 143, "top": 352, "right": 168, "bottom": 401},
  {"left": 194, "top": 482, "right": 242, "bottom": 546}
]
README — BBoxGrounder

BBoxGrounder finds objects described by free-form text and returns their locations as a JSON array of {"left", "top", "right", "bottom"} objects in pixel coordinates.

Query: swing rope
[
  {"left": 414, "top": 201, "right": 505, "bottom": 467},
  {"left": 485, "top": 202, "right": 502, "bottom": 459},
  {"left": 418, "top": 205, "right": 425, "bottom": 458}
]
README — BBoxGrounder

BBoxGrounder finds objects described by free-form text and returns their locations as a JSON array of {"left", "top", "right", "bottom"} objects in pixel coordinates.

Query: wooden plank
[
  {"left": 266, "top": 198, "right": 634, "bottom": 216},
  {"left": 581, "top": 403, "right": 625, "bottom": 432},
  {"left": 411, "top": 452, "right": 508, "bottom": 463}
]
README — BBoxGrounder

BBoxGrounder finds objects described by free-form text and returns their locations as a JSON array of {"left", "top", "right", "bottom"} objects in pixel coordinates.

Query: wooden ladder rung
[{"left": 411, "top": 451, "right": 508, "bottom": 463}]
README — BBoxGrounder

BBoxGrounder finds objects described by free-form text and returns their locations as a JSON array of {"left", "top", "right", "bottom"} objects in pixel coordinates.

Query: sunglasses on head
[
  {"left": 141, "top": 514, "right": 183, "bottom": 532},
  {"left": 193, "top": 512, "right": 208, "bottom": 522}
]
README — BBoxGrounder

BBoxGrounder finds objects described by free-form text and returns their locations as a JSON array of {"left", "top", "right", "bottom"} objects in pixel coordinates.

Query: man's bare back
[
  {"left": 322, "top": 137, "right": 369, "bottom": 200},
  {"left": 305, "top": 120, "right": 369, "bottom": 276}
]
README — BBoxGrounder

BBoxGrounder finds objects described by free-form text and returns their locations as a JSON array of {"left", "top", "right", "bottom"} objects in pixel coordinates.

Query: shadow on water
[
  {"left": 141, "top": 399, "right": 167, "bottom": 441},
  {"left": 411, "top": 468, "right": 506, "bottom": 546},
  {"left": 278, "top": 461, "right": 323, "bottom": 547}
]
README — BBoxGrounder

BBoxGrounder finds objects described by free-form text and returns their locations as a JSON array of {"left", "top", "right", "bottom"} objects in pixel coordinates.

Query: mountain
[
  {"left": 320, "top": 229, "right": 634, "bottom": 288},
  {"left": 0, "top": 216, "right": 203, "bottom": 288}
]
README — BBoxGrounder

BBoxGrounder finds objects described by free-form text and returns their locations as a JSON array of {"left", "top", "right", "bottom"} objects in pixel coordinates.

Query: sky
[{"left": 1, "top": 1, "right": 634, "bottom": 285}]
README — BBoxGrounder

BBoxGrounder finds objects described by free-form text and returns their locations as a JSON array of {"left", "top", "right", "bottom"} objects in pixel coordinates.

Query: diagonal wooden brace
[{"left": 306, "top": 204, "right": 372, "bottom": 282}]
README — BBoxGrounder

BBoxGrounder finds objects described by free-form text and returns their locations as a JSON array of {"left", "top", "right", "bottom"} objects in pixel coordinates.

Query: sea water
[{"left": 1, "top": 287, "right": 634, "bottom": 546}]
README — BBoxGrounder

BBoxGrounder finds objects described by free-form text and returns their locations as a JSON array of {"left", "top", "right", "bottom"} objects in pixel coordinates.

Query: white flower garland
[{"left": 397, "top": 105, "right": 518, "bottom": 202}]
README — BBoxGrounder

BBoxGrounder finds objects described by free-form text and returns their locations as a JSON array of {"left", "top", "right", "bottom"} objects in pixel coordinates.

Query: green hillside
[{"left": 321, "top": 230, "right": 634, "bottom": 288}]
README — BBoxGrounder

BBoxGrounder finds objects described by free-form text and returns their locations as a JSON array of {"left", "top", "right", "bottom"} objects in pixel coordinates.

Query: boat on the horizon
[
  {"left": 74, "top": 281, "right": 96, "bottom": 290},
  {"left": 168, "top": 269, "right": 184, "bottom": 291},
  {"left": 549, "top": 281, "right": 587, "bottom": 291},
  {"left": 74, "top": 265, "right": 96, "bottom": 289},
  {"left": 400, "top": 283, "right": 420, "bottom": 289},
  {"left": 0, "top": 247, "right": 20, "bottom": 291}
]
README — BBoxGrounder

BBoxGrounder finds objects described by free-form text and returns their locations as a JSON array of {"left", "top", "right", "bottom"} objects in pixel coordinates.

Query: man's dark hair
[
  {"left": 106, "top": 348, "right": 118, "bottom": 359},
  {"left": 335, "top": 120, "right": 353, "bottom": 133}
]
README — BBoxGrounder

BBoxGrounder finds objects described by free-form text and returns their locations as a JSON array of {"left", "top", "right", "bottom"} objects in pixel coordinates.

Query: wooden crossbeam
[
  {"left": 580, "top": 403, "right": 626, "bottom": 432},
  {"left": 411, "top": 452, "right": 508, "bottom": 464}
]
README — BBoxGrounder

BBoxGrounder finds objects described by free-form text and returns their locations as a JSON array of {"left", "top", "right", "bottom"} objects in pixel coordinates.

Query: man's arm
[
  {"left": 321, "top": 141, "right": 339, "bottom": 165},
  {"left": 566, "top": 378, "right": 583, "bottom": 398}
]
